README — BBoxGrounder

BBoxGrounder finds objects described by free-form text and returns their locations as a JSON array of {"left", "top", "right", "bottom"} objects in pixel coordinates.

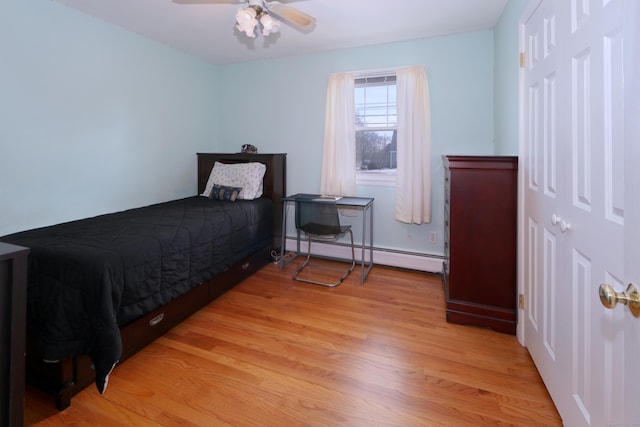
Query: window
[
  {"left": 321, "top": 65, "right": 431, "bottom": 223},
  {"left": 355, "top": 74, "right": 397, "bottom": 175}
]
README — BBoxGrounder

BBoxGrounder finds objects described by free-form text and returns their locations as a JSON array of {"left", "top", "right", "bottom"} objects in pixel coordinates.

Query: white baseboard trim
[{"left": 283, "top": 238, "right": 444, "bottom": 274}]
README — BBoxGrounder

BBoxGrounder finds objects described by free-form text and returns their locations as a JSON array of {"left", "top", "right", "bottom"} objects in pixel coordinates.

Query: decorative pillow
[
  {"left": 209, "top": 184, "right": 242, "bottom": 202},
  {"left": 201, "top": 161, "right": 267, "bottom": 200}
]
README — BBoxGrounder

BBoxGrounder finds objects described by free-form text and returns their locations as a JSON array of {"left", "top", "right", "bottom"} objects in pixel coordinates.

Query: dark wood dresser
[
  {"left": 0, "top": 242, "right": 29, "bottom": 427},
  {"left": 442, "top": 155, "right": 518, "bottom": 334}
]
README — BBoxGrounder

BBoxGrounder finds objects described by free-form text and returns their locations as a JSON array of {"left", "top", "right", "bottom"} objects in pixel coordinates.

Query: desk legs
[{"left": 360, "top": 203, "right": 374, "bottom": 283}]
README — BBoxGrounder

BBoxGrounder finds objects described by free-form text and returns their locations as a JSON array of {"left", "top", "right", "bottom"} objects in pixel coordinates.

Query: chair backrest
[{"left": 295, "top": 200, "right": 342, "bottom": 236}]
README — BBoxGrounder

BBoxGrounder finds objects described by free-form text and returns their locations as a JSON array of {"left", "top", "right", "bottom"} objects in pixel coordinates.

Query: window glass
[{"left": 355, "top": 75, "right": 397, "bottom": 172}]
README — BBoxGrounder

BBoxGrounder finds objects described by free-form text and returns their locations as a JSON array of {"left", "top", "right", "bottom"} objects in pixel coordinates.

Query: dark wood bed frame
[{"left": 25, "top": 152, "right": 286, "bottom": 410}]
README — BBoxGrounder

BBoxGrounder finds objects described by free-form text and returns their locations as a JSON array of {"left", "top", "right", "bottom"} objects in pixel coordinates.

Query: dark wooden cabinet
[
  {"left": 442, "top": 156, "right": 518, "bottom": 334},
  {"left": 1, "top": 242, "right": 29, "bottom": 427}
]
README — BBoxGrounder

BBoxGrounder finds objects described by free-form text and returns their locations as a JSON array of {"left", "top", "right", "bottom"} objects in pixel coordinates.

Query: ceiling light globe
[
  {"left": 260, "top": 13, "right": 281, "bottom": 36},
  {"left": 236, "top": 7, "right": 258, "bottom": 38}
]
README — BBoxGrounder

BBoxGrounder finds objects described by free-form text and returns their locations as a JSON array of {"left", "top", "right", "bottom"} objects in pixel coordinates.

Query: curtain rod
[{"left": 333, "top": 64, "right": 424, "bottom": 77}]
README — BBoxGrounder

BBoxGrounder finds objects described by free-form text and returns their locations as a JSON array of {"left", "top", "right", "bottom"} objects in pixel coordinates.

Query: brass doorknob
[{"left": 599, "top": 283, "right": 640, "bottom": 317}]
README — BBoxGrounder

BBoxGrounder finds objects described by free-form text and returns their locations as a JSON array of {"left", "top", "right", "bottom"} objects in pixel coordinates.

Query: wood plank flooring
[{"left": 24, "top": 259, "right": 562, "bottom": 426}]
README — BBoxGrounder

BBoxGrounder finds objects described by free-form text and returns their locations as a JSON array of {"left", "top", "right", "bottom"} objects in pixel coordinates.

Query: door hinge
[
  {"left": 519, "top": 294, "right": 526, "bottom": 309},
  {"left": 520, "top": 52, "right": 526, "bottom": 68}
]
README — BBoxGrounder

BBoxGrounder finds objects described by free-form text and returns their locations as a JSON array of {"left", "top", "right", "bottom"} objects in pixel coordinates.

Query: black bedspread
[{"left": 1, "top": 196, "right": 272, "bottom": 392}]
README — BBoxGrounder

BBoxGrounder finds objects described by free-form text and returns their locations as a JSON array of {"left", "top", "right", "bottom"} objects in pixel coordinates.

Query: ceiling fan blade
[
  {"left": 172, "top": 0, "right": 243, "bottom": 4},
  {"left": 264, "top": 1, "right": 316, "bottom": 30},
  {"left": 172, "top": 0, "right": 303, "bottom": 4}
]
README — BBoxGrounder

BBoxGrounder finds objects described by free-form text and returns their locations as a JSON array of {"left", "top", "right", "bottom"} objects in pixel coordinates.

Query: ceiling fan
[{"left": 173, "top": 0, "right": 316, "bottom": 38}]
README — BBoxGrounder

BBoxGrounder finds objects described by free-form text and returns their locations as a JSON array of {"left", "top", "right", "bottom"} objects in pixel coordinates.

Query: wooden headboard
[{"left": 196, "top": 153, "right": 287, "bottom": 251}]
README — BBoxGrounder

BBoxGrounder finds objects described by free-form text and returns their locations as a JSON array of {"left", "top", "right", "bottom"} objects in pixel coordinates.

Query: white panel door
[
  {"left": 623, "top": 1, "right": 640, "bottom": 422},
  {"left": 521, "top": 0, "right": 634, "bottom": 425},
  {"left": 522, "top": 0, "right": 572, "bottom": 411}
]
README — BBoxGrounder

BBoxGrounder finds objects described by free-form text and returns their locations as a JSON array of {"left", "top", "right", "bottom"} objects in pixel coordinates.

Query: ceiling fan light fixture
[
  {"left": 235, "top": 3, "right": 281, "bottom": 38},
  {"left": 235, "top": 6, "right": 258, "bottom": 38},
  {"left": 260, "top": 13, "right": 280, "bottom": 36}
]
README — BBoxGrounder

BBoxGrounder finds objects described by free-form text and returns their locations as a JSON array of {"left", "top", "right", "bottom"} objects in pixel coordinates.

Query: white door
[
  {"left": 521, "top": 0, "right": 637, "bottom": 425},
  {"left": 521, "top": 1, "right": 571, "bottom": 413},
  {"left": 623, "top": 1, "right": 640, "bottom": 422}
]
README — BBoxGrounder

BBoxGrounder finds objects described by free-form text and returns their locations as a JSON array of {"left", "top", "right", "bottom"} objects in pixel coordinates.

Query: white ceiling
[{"left": 51, "top": 0, "right": 508, "bottom": 65}]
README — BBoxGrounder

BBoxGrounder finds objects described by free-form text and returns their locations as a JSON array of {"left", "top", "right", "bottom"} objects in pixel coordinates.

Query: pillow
[
  {"left": 209, "top": 184, "right": 242, "bottom": 202},
  {"left": 202, "top": 161, "right": 267, "bottom": 200}
]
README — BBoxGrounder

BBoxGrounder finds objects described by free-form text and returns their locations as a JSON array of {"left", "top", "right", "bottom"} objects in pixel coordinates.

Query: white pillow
[{"left": 201, "top": 161, "right": 267, "bottom": 200}]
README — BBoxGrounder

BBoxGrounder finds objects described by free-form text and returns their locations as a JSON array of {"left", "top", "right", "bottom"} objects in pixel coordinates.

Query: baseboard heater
[{"left": 283, "top": 237, "right": 444, "bottom": 274}]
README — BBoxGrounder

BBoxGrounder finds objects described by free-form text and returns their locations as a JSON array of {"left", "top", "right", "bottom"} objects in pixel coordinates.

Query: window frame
[{"left": 354, "top": 72, "right": 397, "bottom": 186}]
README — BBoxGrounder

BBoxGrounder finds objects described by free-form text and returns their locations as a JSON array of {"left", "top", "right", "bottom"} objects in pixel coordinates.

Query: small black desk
[{"left": 280, "top": 194, "right": 374, "bottom": 283}]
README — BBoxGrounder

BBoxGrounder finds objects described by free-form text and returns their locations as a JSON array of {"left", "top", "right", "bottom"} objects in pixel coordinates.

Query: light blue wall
[
  {"left": 494, "top": 0, "right": 529, "bottom": 154},
  {"left": 217, "top": 32, "right": 496, "bottom": 254},
  {"left": 2, "top": 0, "right": 502, "bottom": 259},
  {"left": 0, "top": 0, "right": 220, "bottom": 236}
]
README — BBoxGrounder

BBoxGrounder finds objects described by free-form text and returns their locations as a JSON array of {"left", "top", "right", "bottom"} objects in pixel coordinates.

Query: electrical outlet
[{"left": 429, "top": 231, "right": 437, "bottom": 243}]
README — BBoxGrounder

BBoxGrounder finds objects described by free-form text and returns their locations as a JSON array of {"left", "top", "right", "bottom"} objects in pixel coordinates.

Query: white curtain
[
  {"left": 394, "top": 65, "right": 432, "bottom": 224},
  {"left": 320, "top": 72, "right": 356, "bottom": 196}
]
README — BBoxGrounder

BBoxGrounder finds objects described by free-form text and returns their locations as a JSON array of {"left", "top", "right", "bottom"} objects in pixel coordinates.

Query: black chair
[{"left": 293, "top": 199, "right": 356, "bottom": 287}]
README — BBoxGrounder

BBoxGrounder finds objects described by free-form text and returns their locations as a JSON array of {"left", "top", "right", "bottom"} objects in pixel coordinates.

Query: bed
[{"left": 1, "top": 152, "right": 286, "bottom": 410}]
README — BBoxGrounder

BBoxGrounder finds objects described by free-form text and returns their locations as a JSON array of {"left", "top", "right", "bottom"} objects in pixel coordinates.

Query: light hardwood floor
[{"left": 25, "top": 259, "right": 562, "bottom": 426}]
